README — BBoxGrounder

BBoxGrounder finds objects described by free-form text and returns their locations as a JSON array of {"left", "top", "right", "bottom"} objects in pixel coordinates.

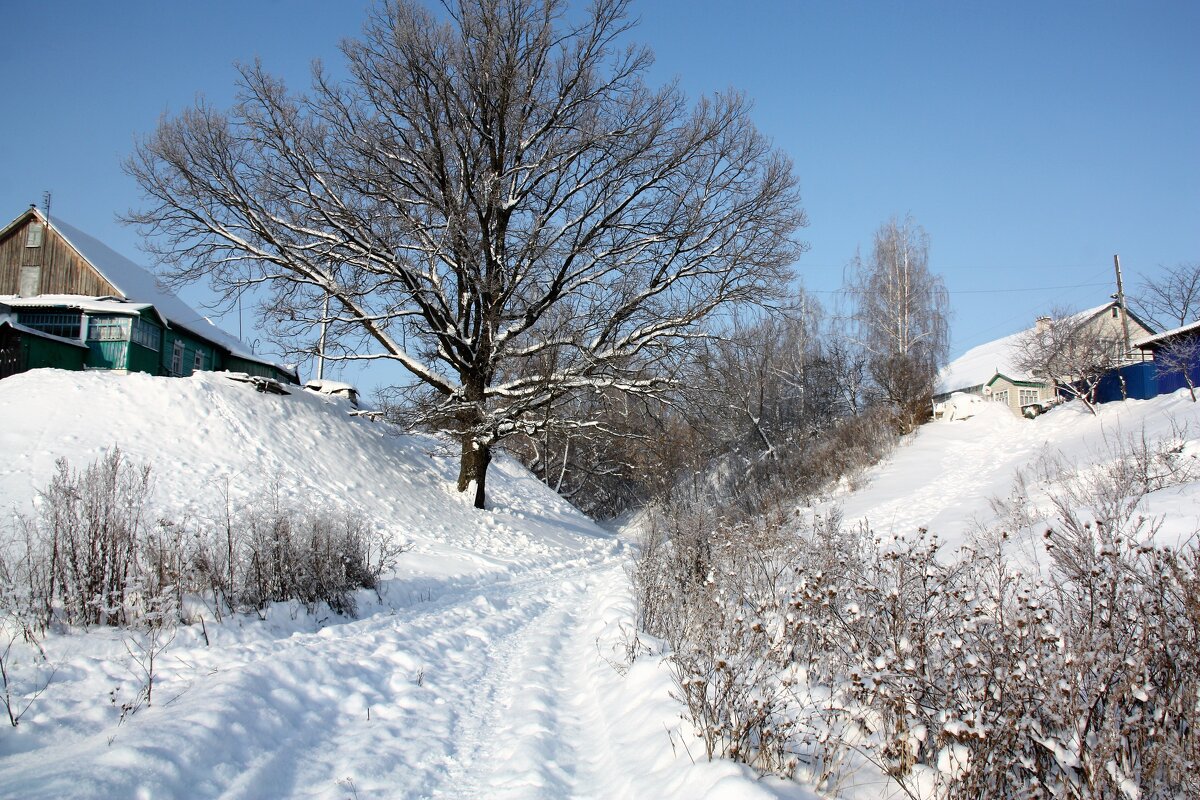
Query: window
[
  {"left": 171, "top": 340, "right": 184, "bottom": 375},
  {"left": 993, "top": 390, "right": 1009, "bottom": 405},
  {"left": 88, "top": 316, "right": 131, "bottom": 341},
  {"left": 25, "top": 224, "right": 43, "bottom": 248},
  {"left": 1019, "top": 389, "right": 1039, "bottom": 406},
  {"left": 194, "top": 348, "right": 205, "bottom": 372},
  {"left": 17, "top": 311, "right": 81, "bottom": 339},
  {"left": 18, "top": 265, "right": 40, "bottom": 297},
  {"left": 131, "top": 318, "right": 162, "bottom": 352}
]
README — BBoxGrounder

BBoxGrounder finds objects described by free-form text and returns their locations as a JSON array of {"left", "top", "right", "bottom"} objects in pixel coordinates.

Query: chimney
[{"left": 1035, "top": 315, "right": 1051, "bottom": 334}]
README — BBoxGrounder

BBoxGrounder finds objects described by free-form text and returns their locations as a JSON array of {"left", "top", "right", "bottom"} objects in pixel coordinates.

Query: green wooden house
[{"left": 0, "top": 207, "right": 297, "bottom": 383}]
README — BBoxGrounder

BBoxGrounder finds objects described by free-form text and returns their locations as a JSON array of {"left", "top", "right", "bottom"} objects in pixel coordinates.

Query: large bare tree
[
  {"left": 848, "top": 215, "right": 949, "bottom": 432},
  {"left": 125, "top": 0, "right": 806, "bottom": 508}
]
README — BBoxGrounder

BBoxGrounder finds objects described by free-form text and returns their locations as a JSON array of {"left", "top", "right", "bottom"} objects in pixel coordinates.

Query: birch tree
[
  {"left": 848, "top": 216, "right": 949, "bottom": 432},
  {"left": 124, "top": 0, "right": 807, "bottom": 508}
]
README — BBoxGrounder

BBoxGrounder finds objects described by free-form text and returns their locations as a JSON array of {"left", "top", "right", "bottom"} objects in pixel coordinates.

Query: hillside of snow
[
  {"left": 2, "top": 368, "right": 1199, "bottom": 798},
  {"left": 0, "top": 369, "right": 601, "bottom": 579},
  {"left": 834, "top": 390, "right": 1200, "bottom": 554}
]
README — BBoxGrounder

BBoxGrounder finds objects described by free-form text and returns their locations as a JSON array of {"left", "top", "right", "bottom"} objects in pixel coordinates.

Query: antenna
[{"left": 41, "top": 190, "right": 52, "bottom": 223}]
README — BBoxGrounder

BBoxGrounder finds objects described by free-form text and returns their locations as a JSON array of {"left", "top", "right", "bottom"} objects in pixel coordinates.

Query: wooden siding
[
  {"left": 0, "top": 214, "right": 119, "bottom": 297},
  {"left": 87, "top": 340, "right": 130, "bottom": 370},
  {"left": 161, "top": 329, "right": 217, "bottom": 377},
  {"left": 127, "top": 341, "right": 161, "bottom": 374}
]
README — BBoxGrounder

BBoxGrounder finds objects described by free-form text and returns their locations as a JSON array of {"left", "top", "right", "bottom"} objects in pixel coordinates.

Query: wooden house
[
  {"left": 0, "top": 207, "right": 297, "bottom": 384},
  {"left": 935, "top": 302, "right": 1155, "bottom": 416}
]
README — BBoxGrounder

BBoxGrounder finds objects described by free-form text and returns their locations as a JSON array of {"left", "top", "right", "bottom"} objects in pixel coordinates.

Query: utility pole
[
  {"left": 1114, "top": 254, "right": 1132, "bottom": 360},
  {"left": 317, "top": 293, "right": 329, "bottom": 380}
]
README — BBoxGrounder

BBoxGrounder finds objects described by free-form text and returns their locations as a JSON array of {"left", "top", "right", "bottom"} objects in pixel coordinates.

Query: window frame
[
  {"left": 87, "top": 316, "right": 132, "bottom": 342},
  {"left": 171, "top": 340, "right": 185, "bottom": 375},
  {"left": 17, "top": 310, "right": 82, "bottom": 339},
  {"left": 130, "top": 318, "right": 162, "bottom": 352}
]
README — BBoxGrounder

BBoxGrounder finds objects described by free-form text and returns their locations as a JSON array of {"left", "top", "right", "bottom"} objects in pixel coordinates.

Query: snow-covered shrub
[
  {"left": 636, "top": 423, "right": 1200, "bottom": 797},
  {"left": 13, "top": 448, "right": 154, "bottom": 628},
  {"left": 636, "top": 495, "right": 806, "bottom": 775},
  {"left": 238, "top": 499, "right": 381, "bottom": 616},
  {"left": 1, "top": 450, "right": 407, "bottom": 630}
]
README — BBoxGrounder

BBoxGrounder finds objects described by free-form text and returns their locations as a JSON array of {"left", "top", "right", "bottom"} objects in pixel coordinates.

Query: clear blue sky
[{"left": 2, "top": 1, "right": 1196, "bottom": 389}]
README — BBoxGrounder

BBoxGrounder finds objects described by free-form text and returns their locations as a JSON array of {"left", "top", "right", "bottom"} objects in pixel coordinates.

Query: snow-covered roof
[
  {"left": 937, "top": 329, "right": 1031, "bottom": 394},
  {"left": 937, "top": 303, "right": 1117, "bottom": 394},
  {"left": 50, "top": 219, "right": 241, "bottom": 349},
  {"left": 1134, "top": 319, "right": 1200, "bottom": 348},
  {"left": 0, "top": 294, "right": 156, "bottom": 317}
]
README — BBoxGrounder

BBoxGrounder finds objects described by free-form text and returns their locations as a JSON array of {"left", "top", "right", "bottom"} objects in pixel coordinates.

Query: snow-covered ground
[
  {"left": 0, "top": 370, "right": 801, "bottom": 799},
  {"left": 2, "top": 369, "right": 1199, "bottom": 798},
  {"left": 835, "top": 391, "right": 1200, "bottom": 553}
]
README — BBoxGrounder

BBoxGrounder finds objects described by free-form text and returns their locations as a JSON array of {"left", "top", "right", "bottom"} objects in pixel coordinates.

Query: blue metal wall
[{"left": 1094, "top": 359, "right": 1200, "bottom": 404}]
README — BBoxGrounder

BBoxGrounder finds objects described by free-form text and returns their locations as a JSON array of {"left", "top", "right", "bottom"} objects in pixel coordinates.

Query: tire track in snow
[{"left": 425, "top": 561, "right": 625, "bottom": 800}]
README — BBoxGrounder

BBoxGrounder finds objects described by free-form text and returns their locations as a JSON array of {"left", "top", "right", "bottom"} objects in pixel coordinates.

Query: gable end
[{"left": 0, "top": 209, "right": 120, "bottom": 298}]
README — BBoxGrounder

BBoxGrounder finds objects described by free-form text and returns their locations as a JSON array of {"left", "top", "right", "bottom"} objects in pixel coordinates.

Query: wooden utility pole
[{"left": 1114, "top": 254, "right": 1132, "bottom": 359}]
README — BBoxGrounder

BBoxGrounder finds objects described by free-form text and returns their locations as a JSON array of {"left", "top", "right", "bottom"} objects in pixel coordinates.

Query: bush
[
  {"left": 1, "top": 449, "right": 408, "bottom": 631},
  {"left": 633, "top": 427, "right": 1200, "bottom": 797}
]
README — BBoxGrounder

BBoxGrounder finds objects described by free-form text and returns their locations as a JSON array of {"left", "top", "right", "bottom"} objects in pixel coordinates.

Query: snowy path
[
  {"left": 430, "top": 572, "right": 608, "bottom": 799},
  {"left": 0, "top": 546, "right": 639, "bottom": 800}
]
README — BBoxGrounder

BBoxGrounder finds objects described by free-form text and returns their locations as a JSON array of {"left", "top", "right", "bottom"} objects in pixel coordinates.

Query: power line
[
  {"left": 948, "top": 282, "right": 1111, "bottom": 295},
  {"left": 804, "top": 281, "right": 1112, "bottom": 296}
]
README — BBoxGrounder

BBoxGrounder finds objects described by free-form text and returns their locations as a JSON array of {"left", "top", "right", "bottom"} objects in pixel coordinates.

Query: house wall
[
  {"left": 1085, "top": 306, "right": 1154, "bottom": 352},
  {"left": 87, "top": 340, "right": 129, "bottom": 370},
  {"left": 986, "top": 376, "right": 1053, "bottom": 415},
  {"left": 161, "top": 329, "right": 219, "bottom": 377},
  {"left": 0, "top": 214, "right": 120, "bottom": 297}
]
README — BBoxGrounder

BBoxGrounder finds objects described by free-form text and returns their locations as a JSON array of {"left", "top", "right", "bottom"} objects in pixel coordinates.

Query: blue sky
[{"left": 2, "top": 1, "right": 1196, "bottom": 388}]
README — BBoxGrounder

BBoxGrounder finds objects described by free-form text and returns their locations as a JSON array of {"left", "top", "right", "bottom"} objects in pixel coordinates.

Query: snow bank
[
  {"left": 0, "top": 369, "right": 601, "bottom": 577},
  {"left": 835, "top": 390, "right": 1200, "bottom": 552}
]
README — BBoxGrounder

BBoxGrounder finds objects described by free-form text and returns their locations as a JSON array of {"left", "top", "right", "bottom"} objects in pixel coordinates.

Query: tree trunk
[{"left": 457, "top": 433, "right": 492, "bottom": 510}]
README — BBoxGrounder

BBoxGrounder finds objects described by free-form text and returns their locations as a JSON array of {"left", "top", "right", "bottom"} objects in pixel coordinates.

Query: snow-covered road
[{"left": 0, "top": 545, "right": 634, "bottom": 799}]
